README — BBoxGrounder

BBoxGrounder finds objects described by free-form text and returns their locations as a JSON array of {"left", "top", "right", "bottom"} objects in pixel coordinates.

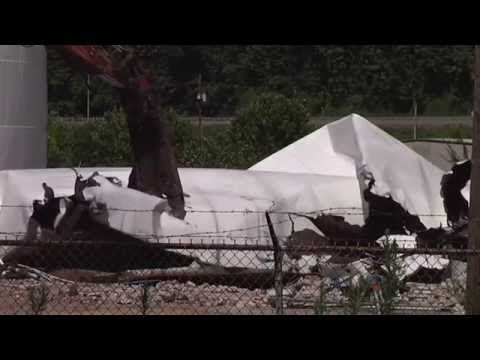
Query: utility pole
[
  {"left": 413, "top": 97, "right": 418, "bottom": 141},
  {"left": 197, "top": 74, "right": 204, "bottom": 139},
  {"left": 87, "top": 74, "right": 91, "bottom": 121},
  {"left": 466, "top": 45, "right": 480, "bottom": 315},
  {"left": 196, "top": 74, "right": 207, "bottom": 163}
]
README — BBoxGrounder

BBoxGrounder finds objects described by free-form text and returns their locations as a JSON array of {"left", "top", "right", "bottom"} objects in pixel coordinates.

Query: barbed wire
[
  {"left": 0, "top": 236, "right": 476, "bottom": 256},
  {"left": 118, "top": 216, "right": 298, "bottom": 240},
  {"left": 0, "top": 204, "right": 448, "bottom": 218},
  {"left": 0, "top": 215, "right": 296, "bottom": 243}
]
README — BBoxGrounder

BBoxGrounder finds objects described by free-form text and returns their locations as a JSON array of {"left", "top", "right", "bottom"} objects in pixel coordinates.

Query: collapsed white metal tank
[{"left": 0, "top": 45, "right": 47, "bottom": 170}]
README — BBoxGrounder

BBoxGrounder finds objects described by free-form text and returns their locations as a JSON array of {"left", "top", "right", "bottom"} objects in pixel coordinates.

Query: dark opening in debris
[
  {"left": 441, "top": 160, "right": 471, "bottom": 227},
  {"left": 295, "top": 177, "right": 426, "bottom": 247},
  {"left": 362, "top": 178, "right": 426, "bottom": 240}
]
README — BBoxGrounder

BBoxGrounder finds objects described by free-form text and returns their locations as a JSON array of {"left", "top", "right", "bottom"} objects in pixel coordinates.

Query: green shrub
[
  {"left": 305, "top": 94, "right": 330, "bottom": 116},
  {"left": 90, "top": 108, "right": 132, "bottom": 167},
  {"left": 48, "top": 108, "right": 132, "bottom": 168},
  {"left": 235, "top": 88, "right": 261, "bottom": 113},
  {"left": 378, "top": 239, "right": 404, "bottom": 315},
  {"left": 231, "top": 93, "right": 311, "bottom": 160},
  {"left": 177, "top": 125, "right": 258, "bottom": 169},
  {"left": 424, "top": 94, "right": 471, "bottom": 116},
  {"left": 166, "top": 108, "right": 196, "bottom": 165},
  {"left": 28, "top": 283, "right": 50, "bottom": 315},
  {"left": 47, "top": 95, "right": 315, "bottom": 170},
  {"left": 343, "top": 278, "right": 369, "bottom": 315},
  {"left": 47, "top": 108, "right": 263, "bottom": 170},
  {"left": 325, "top": 94, "right": 370, "bottom": 116}
]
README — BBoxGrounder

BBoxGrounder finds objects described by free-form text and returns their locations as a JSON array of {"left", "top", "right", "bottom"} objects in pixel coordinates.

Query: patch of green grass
[
  {"left": 191, "top": 124, "right": 229, "bottom": 138},
  {"left": 384, "top": 126, "right": 472, "bottom": 142},
  {"left": 200, "top": 124, "right": 474, "bottom": 143}
]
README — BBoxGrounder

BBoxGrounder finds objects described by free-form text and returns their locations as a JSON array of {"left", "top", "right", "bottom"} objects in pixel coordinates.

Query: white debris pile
[
  {"left": 251, "top": 114, "right": 447, "bottom": 229},
  {"left": 0, "top": 112, "right": 460, "bottom": 303}
]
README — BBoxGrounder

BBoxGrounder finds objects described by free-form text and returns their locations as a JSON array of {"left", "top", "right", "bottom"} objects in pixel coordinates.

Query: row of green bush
[
  {"left": 48, "top": 93, "right": 313, "bottom": 169},
  {"left": 48, "top": 92, "right": 473, "bottom": 170}
]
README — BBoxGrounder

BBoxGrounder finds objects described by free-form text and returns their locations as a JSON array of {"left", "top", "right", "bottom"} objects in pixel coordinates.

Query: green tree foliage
[
  {"left": 45, "top": 45, "right": 476, "bottom": 169},
  {"left": 231, "top": 93, "right": 312, "bottom": 159},
  {"left": 47, "top": 94, "right": 311, "bottom": 170},
  {"left": 47, "top": 45, "right": 475, "bottom": 118},
  {"left": 47, "top": 48, "right": 116, "bottom": 117},
  {"left": 48, "top": 107, "right": 259, "bottom": 169},
  {"left": 173, "top": 119, "right": 258, "bottom": 169},
  {"left": 48, "top": 108, "right": 132, "bottom": 168}
]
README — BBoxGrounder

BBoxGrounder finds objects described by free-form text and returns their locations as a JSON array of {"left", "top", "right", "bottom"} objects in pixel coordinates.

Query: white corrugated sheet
[
  {"left": 250, "top": 114, "right": 447, "bottom": 228},
  {"left": 0, "top": 114, "right": 450, "bottom": 267},
  {"left": 0, "top": 168, "right": 361, "bottom": 267}
]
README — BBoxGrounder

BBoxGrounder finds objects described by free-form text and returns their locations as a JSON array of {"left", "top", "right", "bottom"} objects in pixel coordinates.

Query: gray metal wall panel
[{"left": 0, "top": 45, "right": 47, "bottom": 170}]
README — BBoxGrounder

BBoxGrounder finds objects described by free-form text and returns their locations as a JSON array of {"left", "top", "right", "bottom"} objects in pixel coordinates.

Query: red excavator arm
[
  {"left": 55, "top": 45, "right": 128, "bottom": 88},
  {"left": 50, "top": 45, "right": 186, "bottom": 219},
  {"left": 57, "top": 45, "right": 156, "bottom": 96}
]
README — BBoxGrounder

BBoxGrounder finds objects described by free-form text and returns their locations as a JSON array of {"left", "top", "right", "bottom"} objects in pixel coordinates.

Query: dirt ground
[
  {"left": 0, "top": 278, "right": 275, "bottom": 315},
  {"left": 0, "top": 275, "right": 464, "bottom": 316}
]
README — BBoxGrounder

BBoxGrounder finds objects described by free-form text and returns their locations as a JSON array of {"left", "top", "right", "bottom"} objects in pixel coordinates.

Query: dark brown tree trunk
[
  {"left": 119, "top": 86, "right": 186, "bottom": 220},
  {"left": 466, "top": 45, "right": 480, "bottom": 314}
]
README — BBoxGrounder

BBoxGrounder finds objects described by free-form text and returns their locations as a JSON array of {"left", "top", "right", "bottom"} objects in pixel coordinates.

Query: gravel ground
[
  {"left": 0, "top": 278, "right": 273, "bottom": 315},
  {"left": 0, "top": 274, "right": 465, "bottom": 315}
]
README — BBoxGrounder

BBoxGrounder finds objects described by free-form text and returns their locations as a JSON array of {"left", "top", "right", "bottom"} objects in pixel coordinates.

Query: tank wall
[{"left": 0, "top": 45, "right": 47, "bottom": 170}]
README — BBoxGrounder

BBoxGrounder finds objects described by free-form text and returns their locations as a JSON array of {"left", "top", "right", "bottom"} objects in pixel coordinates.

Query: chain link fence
[{"left": 0, "top": 218, "right": 474, "bottom": 315}]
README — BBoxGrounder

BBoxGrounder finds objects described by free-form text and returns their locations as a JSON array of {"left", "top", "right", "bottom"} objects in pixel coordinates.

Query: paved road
[
  {"left": 185, "top": 116, "right": 473, "bottom": 129},
  {"left": 58, "top": 115, "right": 474, "bottom": 130},
  {"left": 312, "top": 116, "right": 472, "bottom": 129}
]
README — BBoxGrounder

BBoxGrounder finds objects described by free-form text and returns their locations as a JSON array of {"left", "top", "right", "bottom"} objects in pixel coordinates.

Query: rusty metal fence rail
[{"left": 0, "top": 234, "right": 475, "bottom": 315}]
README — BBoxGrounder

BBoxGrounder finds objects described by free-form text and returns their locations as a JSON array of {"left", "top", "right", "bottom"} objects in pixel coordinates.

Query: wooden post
[
  {"left": 87, "top": 74, "right": 91, "bottom": 121},
  {"left": 196, "top": 74, "right": 206, "bottom": 166},
  {"left": 466, "top": 45, "right": 480, "bottom": 315},
  {"left": 265, "top": 212, "right": 284, "bottom": 315},
  {"left": 197, "top": 74, "right": 203, "bottom": 137},
  {"left": 413, "top": 98, "right": 418, "bottom": 140}
]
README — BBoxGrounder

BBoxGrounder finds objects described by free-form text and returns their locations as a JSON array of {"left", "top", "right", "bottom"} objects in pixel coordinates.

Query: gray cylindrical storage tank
[{"left": 0, "top": 45, "right": 47, "bottom": 170}]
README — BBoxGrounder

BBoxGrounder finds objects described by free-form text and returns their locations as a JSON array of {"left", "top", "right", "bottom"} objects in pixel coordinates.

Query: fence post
[
  {"left": 265, "top": 212, "right": 284, "bottom": 315},
  {"left": 467, "top": 45, "right": 480, "bottom": 315}
]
